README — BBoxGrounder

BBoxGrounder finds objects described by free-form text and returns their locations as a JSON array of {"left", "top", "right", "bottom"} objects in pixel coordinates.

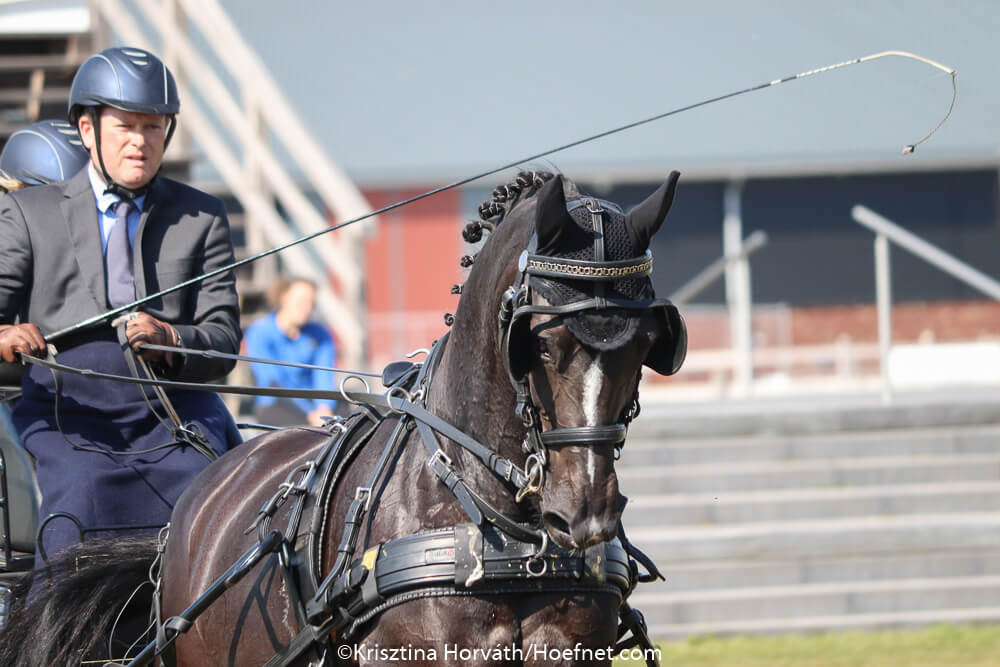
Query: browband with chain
[{"left": 522, "top": 251, "right": 653, "bottom": 281}]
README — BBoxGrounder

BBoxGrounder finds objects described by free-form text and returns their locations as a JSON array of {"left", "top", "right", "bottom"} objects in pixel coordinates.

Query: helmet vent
[{"left": 122, "top": 49, "right": 150, "bottom": 65}]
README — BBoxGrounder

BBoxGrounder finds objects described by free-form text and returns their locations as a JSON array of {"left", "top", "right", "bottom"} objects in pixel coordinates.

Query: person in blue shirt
[{"left": 245, "top": 277, "right": 338, "bottom": 426}]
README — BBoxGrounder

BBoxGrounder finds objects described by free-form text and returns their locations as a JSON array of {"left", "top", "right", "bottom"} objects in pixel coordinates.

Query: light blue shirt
[
  {"left": 87, "top": 164, "right": 146, "bottom": 253},
  {"left": 245, "top": 312, "right": 338, "bottom": 412}
]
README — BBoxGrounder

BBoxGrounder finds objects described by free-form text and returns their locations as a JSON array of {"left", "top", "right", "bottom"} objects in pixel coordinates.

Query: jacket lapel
[{"left": 60, "top": 169, "right": 107, "bottom": 311}]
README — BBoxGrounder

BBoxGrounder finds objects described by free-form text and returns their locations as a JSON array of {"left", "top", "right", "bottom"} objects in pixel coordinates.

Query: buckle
[
  {"left": 354, "top": 486, "right": 372, "bottom": 512},
  {"left": 429, "top": 449, "right": 453, "bottom": 469},
  {"left": 499, "top": 458, "right": 514, "bottom": 482}
]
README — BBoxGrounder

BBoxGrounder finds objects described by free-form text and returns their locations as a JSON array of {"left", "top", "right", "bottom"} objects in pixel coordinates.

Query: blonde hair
[{"left": 0, "top": 175, "right": 28, "bottom": 193}]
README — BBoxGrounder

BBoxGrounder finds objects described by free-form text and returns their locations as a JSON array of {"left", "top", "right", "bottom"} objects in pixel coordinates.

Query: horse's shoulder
[{"left": 175, "top": 428, "right": 328, "bottom": 511}]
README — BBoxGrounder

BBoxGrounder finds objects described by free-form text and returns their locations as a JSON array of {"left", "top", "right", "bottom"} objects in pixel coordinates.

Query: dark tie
[{"left": 106, "top": 198, "right": 135, "bottom": 308}]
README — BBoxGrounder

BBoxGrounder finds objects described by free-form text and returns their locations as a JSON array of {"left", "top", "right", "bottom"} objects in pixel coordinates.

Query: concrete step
[
  {"left": 618, "top": 453, "right": 1000, "bottom": 494},
  {"left": 631, "top": 575, "right": 1000, "bottom": 627},
  {"left": 641, "top": 605, "right": 1000, "bottom": 640},
  {"left": 615, "top": 395, "right": 1000, "bottom": 638},
  {"left": 620, "top": 424, "right": 1000, "bottom": 467},
  {"left": 625, "top": 512, "right": 1000, "bottom": 562},
  {"left": 622, "top": 481, "right": 1000, "bottom": 526},
  {"left": 629, "top": 388, "right": 1000, "bottom": 439},
  {"left": 638, "top": 550, "right": 1000, "bottom": 592}
]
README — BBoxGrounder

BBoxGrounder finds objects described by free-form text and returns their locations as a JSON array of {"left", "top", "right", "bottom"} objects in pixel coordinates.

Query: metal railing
[
  {"left": 669, "top": 230, "right": 768, "bottom": 305},
  {"left": 852, "top": 205, "right": 1000, "bottom": 403},
  {"left": 88, "top": 0, "right": 372, "bottom": 367},
  {"left": 669, "top": 229, "right": 768, "bottom": 396}
]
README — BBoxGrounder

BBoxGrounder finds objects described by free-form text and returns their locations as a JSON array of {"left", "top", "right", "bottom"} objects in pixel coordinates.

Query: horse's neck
[{"left": 423, "top": 328, "right": 525, "bottom": 512}]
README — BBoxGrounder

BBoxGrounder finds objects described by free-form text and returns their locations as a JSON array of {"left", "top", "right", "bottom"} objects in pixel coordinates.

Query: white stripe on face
[
  {"left": 583, "top": 354, "right": 603, "bottom": 483},
  {"left": 582, "top": 353, "right": 603, "bottom": 427}
]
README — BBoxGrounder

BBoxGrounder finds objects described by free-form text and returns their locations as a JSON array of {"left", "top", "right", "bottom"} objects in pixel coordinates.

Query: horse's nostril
[{"left": 542, "top": 512, "right": 571, "bottom": 540}]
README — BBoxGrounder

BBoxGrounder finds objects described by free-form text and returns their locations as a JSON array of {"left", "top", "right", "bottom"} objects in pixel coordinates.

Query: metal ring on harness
[
  {"left": 525, "top": 556, "right": 548, "bottom": 577},
  {"left": 525, "top": 531, "right": 549, "bottom": 577},
  {"left": 515, "top": 453, "right": 545, "bottom": 503},
  {"left": 339, "top": 374, "right": 372, "bottom": 405},
  {"left": 405, "top": 347, "right": 431, "bottom": 359},
  {"left": 384, "top": 385, "right": 412, "bottom": 414}
]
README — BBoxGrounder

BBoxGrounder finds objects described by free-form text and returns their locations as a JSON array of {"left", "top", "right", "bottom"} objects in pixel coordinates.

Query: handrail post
[
  {"left": 723, "top": 181, "right": 753, "bottom": 397},
  {"left": 87, "top": 0, "right": 111, "bottom": 50},
  {"left": 875, "top": 233, "right": 893, "bottom": 405},
  {"left": 669, "top": 230, "right": 767, "bottom": 306},
  {"left": 243, "top": 90, "right": 277, "bottom": 289},
  {"left": 161, "top": 0, "right": 190, "bottom": 159}
]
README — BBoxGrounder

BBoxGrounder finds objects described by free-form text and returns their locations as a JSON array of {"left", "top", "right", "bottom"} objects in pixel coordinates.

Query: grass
[{"left": 613, "top": 625, "right": 1000, "bottom": 666}]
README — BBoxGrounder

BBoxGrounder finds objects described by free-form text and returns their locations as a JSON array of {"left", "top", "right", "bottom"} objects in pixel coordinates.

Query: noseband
[{"left": 497, "top": 198, "right": 679, "bottom": 458}]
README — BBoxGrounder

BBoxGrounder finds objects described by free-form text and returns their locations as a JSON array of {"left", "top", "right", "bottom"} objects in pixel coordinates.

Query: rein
[{"left": 18, "top": 351, "right": 385, "bottom": 404}]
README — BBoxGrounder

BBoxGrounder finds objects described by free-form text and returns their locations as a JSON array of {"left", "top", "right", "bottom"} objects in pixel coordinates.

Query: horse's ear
[
  {"left": 535, "top": 175, "right": 570, "bottom": 255},
  {"left": 626, "top": 170, "right": 680, "bottom": 250}
]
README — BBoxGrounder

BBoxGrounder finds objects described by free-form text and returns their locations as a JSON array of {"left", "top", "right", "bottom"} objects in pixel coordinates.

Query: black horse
[{"left": 0, "top": 170, "right": 684, "bottom": 666}]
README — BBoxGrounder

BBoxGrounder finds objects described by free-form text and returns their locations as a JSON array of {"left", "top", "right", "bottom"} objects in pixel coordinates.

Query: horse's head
[{"left": 498, "top": 172, "right": 686, "bottom": 551}]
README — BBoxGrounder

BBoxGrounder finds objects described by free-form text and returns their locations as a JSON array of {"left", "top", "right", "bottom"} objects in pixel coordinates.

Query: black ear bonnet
[
  {"left": 533, "top": 198, "right": 649, "bottom": 351},
  {"left": 501, "top": 173, "right": 687, "bottom": 381}
]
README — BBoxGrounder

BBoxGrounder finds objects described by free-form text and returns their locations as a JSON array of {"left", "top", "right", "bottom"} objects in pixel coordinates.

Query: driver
[{"left": 0, "top": 46, "right": 242, "bottom": 561}]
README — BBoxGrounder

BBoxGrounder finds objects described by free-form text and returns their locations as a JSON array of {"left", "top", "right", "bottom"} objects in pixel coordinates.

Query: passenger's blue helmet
[
  {"left": 0, "top": 120, "right": 89, "bottom": 186},
  {"left": 68, "top": 46, "right": 180, "bottom": 122}
]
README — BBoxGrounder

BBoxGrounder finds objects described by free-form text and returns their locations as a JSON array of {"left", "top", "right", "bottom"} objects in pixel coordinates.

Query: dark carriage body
[{"left": 0, "top": 401, "right": 37, "bottom": 626}]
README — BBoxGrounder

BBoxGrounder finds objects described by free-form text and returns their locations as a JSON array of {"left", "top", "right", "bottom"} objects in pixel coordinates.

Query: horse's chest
[{"left": 362, "top": 597, "right": 520, "bottom": 665}]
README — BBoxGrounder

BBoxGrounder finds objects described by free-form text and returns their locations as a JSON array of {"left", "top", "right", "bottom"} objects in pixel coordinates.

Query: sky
[{"left": 214, "top": 1, "right": 999, "bottom": 187}]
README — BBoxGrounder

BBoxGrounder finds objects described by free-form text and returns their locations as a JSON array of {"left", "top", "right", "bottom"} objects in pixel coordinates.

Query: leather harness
[{"left": 93, "top": 332, "right": 659, "bottom": 667}]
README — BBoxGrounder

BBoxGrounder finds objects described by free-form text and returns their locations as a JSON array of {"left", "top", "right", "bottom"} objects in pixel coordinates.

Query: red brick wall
[
  {"left": 790, "top": 301, "right": 1000, "bottom": 345},
  {"left": 679, "top": 300, "right": 1000, "bottom": 353},
  {"left": 363, "top": 188, "right": 463, "bottom": 366}
]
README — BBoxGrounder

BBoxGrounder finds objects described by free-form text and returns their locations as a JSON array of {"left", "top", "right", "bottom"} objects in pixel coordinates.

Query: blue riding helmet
[
  {"left": 68, "top": 46, "right": 180, "bottom": 121},
  {"left": 0, "top": 120, "right": 90, "bottom": 186},
  {"left": 68, "top": 46, "right": 180, "bottom": 197}
]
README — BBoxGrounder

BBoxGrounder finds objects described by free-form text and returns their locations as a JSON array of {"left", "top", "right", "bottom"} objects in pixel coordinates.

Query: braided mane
[{"left": 444, "top": 171, "right": 555, "bottom": 325}]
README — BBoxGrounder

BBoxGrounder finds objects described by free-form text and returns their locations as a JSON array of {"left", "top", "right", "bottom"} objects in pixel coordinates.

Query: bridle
[{"left": 497, "top": 196, "right": 687, "bottom": 485}]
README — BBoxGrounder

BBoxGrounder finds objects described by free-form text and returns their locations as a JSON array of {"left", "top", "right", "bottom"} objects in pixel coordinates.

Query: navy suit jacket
[{"left": 0, "top": 168, "right": 241, "bottom": 382}]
